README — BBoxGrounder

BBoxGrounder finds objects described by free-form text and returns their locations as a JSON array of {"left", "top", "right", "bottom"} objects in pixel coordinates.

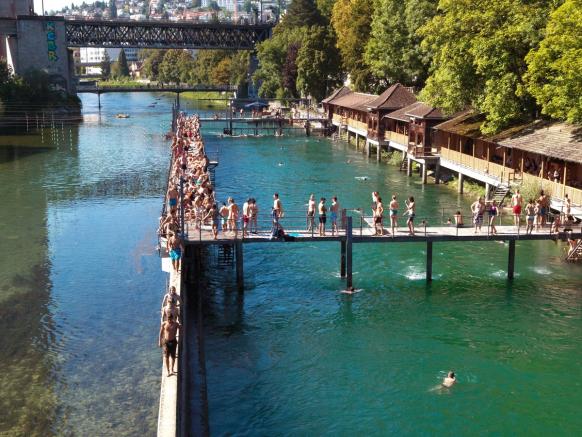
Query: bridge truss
[{"left": 64, "top": 20, "right": 273, "bottom": 50}]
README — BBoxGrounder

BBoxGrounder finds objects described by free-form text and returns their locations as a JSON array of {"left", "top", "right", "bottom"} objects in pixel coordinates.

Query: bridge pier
[
  {"left": 235, "top": 241, "right": 244, "bottom": 292},
  {"left": 508, "top": 239, "right": 516, "bottom": 280},
  {"left": 426, "top": 241, "right": 433, "bottom": 281}
]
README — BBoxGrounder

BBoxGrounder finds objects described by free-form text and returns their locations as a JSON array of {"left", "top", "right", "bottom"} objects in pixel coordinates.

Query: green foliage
[
  {"left": 419, "top": 0, "right": 556, "bottom": 134},
  {"left": 365, "top": 0, "right": 437, "bottom": 87},
  {"left": 116, "top": 49, "right": 130, "bottom": 78},
  {"left": 100, "top": 51, "right": 111, "bottom": 80},
  {"left": 281, "top": 0, "right": 324, "bottom": 29},
  {"left": 524, "top": 0, "right": 582, "bottom": 124},
  {"left": 141, "top": 49, "right": 165, "bottom": 79},
  {"left": 158, "top": 49, "right": 188, "bottom": 84},
  {"left": 331, "top": 0, "right": 375, "bottom": 92}
]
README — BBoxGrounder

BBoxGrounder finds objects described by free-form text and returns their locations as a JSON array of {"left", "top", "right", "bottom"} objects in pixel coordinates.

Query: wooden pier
[{"left": 182, "top": 217, "right": 582, "bottom": 291}]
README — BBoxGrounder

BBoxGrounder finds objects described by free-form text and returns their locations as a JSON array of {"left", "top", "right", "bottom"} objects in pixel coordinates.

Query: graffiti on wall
[{"left": 46, "top": 21, "right": 58, "bottom": 62}]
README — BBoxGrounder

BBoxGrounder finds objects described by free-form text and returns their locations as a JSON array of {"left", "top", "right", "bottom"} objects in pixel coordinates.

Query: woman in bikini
[
  {"left": 389, "top": 195, "right": 398, "bottom": 235},
  {"left": 404, "top": 196, "right": 416, "bottom": 236}
]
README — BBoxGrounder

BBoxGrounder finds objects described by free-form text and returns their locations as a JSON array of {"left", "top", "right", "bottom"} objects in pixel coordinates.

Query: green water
[{"left": 1, "top": 93, "right": 581, "bottom": 436}]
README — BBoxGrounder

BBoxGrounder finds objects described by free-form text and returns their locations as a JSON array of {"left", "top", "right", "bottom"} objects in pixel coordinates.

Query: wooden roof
[
  {"left": 366, "top": 83, "right": 417, "bottom": 110},
  {"left": 321, "top": 86, "right": 352, "bottom": 104},
  {"left": 385, "top": 102, "right": 446, "bottom": 122},
  {"left": 330, "top": 90, "right": 378, "bottom": 112},
  {"left": 432, "top": 110, "right": 485, "bottom": 138},
  {"left": 497, "top": 122, "right": 582, "bottom": 164}
]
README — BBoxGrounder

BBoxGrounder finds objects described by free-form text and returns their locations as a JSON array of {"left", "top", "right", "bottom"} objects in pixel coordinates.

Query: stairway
[
  {"left": 400, "top": 158, "right": 408, "bottom": 172},
  {"left": 216, "top": 244, "right": 234, "bottom": 268},
  {"left": 491, "top": 185, "right": 510, "bottom": 205},
  {"left": 566, "top": 239, "right": 582, "bottom": 262}
]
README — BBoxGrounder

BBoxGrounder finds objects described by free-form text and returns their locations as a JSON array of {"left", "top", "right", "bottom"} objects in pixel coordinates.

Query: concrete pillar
[
  {"left": 365, "top": 140, "right": 371, "bottom": 157},
  {"left": 421, "top": 163, "right": 428, "bottom": 184},
  {"left": 458, "top": 172, "right": 464, "bottom": 194},
  {"left": 340, "top": 240, "right": 346, "bottom": 278},
  {"left": 407, "top": 158, "right": 412, "bottom": 177},
  {"left": 235, "top": 241, "right": 244, "bottom": 292},
  {"left": 485, "top": 183, "right": 491, "bottom": 200},
  {"left": 426, "top": 241, "right": 433, "bottom": 281},
  {"left": 434, "top": 162, "right": 440, "bottom": 184},
  {"left": 508, "top": 240, "right": 515, "bottom": 280}
]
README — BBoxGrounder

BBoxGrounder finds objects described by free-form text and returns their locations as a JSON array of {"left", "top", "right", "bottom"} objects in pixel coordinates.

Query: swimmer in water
[{"left": 442, "top": 371, "right": 456, "bottom": 388}]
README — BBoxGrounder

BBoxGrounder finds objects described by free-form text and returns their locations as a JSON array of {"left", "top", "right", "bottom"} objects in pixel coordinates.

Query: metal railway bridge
[{"left": 64, "top": 19, "right": 274, "bottom": 50}]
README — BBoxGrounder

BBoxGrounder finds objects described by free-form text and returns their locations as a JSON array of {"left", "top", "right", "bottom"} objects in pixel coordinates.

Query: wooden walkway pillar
[
  {"left": 421, "top": 163, "right": 428, "bottom": 184},
  {"left": 365, "top": 140, "right": 371, "bottom": 157},
  {"left": 426, "top": 241, "right": 433, "bottom": 281},
  {"left": 340, "top": 240, "right": 346, "bottom": 278},
  {"left": 97, "top": 91, "right": 101, "bottom": 110},
  {"left": 235, "top": 241, "right": 244, "bottom": 291},
  {"left": 485, "top": 183, "right": 491, "bottom": 200},
  {"left": 434, "top": 161, "right": 440, "bottom": 184},
  {"left": 376, "top": 144, "right": 381, "bottom": 162},
  {"left": 458, "top": 172, "right": 464, "bottom": 194},
  {"left": 508, "top": 239, "right": 516, "bottom": 280},
  {"left": 407, "top": 157, "right": 412, "bottom": 176},
  {"left": 346, "top": 217, "right": 353, "bottom": 290}
]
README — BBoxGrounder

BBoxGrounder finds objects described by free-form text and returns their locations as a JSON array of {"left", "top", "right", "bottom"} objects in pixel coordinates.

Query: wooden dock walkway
[{"left": 181, "top": 218, "right": 582, "bottom": 291}]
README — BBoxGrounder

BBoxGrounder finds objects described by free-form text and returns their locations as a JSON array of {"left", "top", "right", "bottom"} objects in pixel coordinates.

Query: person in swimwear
[
  {"left": 318, "top": 197, "right": 327, "bottom": 236},
  {"left": 525, "top": 199, "right": 535, "bottom": 234},
  {"left": 454, "top": 211, "right": 464, "bottom": 227},
  {"left": 330, "top": 196, "right": 340, "bottom": 236},
  {"left": 374, "top": 196, "right": 384, "bottom": 236},
  {"left": 404, "top": 196, "right": 416, "bottom": 236},
  {"left": 249, "top": 198, "right": 258, "bottom": 234},
  {"left": 471, "top": 197, "right": 485, "bottom": 234},
  {"left": 159, "top": 314, "right": 181, "bottom": 376},
  {"left": 511, "top": 189, "right": 523, "bottom": 229},
  {"left": 203, "top": 203, "right": 220, "bottom": 239},
  {"left": 307, "top": 194, "right": 316, "bottom": 232},
  {"left": 488, "top": 200, "right": 499, "bottom": 235},
  {"left": 389, "top": 195, "right": 399, "bottom": 235},
  {"left": 168, "top": 185, "right": 179, "bottom": 213},
  {"left": 442, "top": 371, "right": 456, "bottom": 388},
  {"left": 228, "top": 197, "right": 239, "bottom": 237},
  {"left": 167, "top": 232, "right": 183, "bottom": 272},
  {"left": 242, "top": 198, "right": 251, "bottom": 237},
  {"left": 219, "top": 202, "right": 229, "bottom": 233}
]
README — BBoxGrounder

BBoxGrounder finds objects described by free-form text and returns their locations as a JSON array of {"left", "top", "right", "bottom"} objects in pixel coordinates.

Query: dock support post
[
  {"left": 435, "top": 162, "right": 440, "bottom": 184},
  {"left": 458, "top": 172, "right": 464, "bottom": 194},
  {"left": 355, "top": 133, "right": 359, "bottom": 149},
  {"left": 485, "top": 183, "right": 491, "bottom": 200},
  {"left": 421, "top": 163, "right": 428, "bottom": 184},
  {"left": 508, "top": 240, "right": 515, "bottom": 280},
  {"left": 377, "top": 144, "right": 381, "bottom": 162},
  {"left": 235, "top": 241, "right": 244, "bottom": 291},
  {"left": 426, "top": 241, "right": 433, "bottom": 281},
  {"left": 407, "top": 157, "right": 412, "bottom": 177},
  {"left": 97, "top": 92, "right": 101, "bottom": 110},
  {"left": 340, "top": 240, "right": 346, "bottom": 278},
  {"left": 346, "top": 217, "right": 353, "bottom": 290}
]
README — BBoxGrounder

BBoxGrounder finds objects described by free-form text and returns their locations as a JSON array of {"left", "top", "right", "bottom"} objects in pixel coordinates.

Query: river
[{"left": 1, "top": 92, "right": 581, "bottom": 436}]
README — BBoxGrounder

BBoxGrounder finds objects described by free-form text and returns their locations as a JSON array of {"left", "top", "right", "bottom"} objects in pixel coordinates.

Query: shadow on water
[{"left": 0, "top": 145, "right": 54, "bottom": 164}]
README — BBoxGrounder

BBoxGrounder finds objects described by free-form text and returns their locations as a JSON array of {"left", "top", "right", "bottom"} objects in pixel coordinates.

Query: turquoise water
[
  {"left": 197, "top": 130, "right": 582, "bottom": 435},
  {"left": 1, "top": 93, "right": 581, "bottom": 435}
]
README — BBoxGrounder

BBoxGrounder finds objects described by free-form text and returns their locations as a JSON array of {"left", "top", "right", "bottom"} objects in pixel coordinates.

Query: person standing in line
[
  {"left": 168, "top": 185, "right": 179, "bottom": 214},
  {"left": 159, "top": 314, "right": 181, "bottom": 377},
  {"left": 219, "top": 202, "right": 229, "bottom": 233},
  {"left": 564, "top": 194, "right": 571, "bottom": 219},
  {"left": 404, "top": 196, "right": 416, "bottom": 236},
  {"left": 167, "top": 232, "right": 183, "bottom": 272},
  {"left": 511, "top": 189, "right": 523, "bottom": 229},
  {"left": 318, "top": 198, "right": 327, "bottom": 236},
  {"left": 539, "top": 190, "right": 549, "bottom": 228},
  {"left": 203, "top": 203, "right": 219, "bottom": 240},
  {"left": 330, "top": 196, "right": 340, "bottom": 236},
  {"left": 525, "top": 200, "right": 535, "bottom": 234},
  {"left": 489, "top": 200, "right": 499, "bottom": 235},
  {"left": 374, "top": 196, "right": 384, "bottom": 236},
  {"left": 228, "top": 197, "right": 239, "bottom": 237},
  {"left": 389, "top": 195, "right": 399, "bottom": 235},
  {"left": 273, "top": 193, "right": 283, "bottom": 220},
  {"left": 534, "top": 200, "right": 542, "bottom": 232},
  {"left": 307, "top": 194, "right": 316, "bottom": 232},
  {"left": 249, "top": 198, "right": 259, "bottom": 234},
  {"left": 471, "top": 197, "right": 485, "bottom": 234},
  {"left": 242, "top": 198, "right": 251, "bottom": 237}
]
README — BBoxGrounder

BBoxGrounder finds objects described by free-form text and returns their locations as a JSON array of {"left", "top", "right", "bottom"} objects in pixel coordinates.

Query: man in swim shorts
[
  {"left": 159, "top": 314, "right": 181, "bottom": 376},
  {"left": 318, "top": 198, "right": 327, "bottom": 236},
  {"left": 307, "top": 194, "right": 316, "bottom": 232},
  {"left": 167, "top": 232, "right": 183, "bottom": 272},
  {"left": 471, "top": 197, "right": 485, "bottom": 234},
  {"left": 511, "top": 189, "right": 523, "bottom": 228},
  {"left": 330, "top": 196, "right": 340, "bottom": 236},
  {"left": 168, "top": 185, "right": 179, "bottom": 213},
  {"left": 389, "top": 195, "right": 399, "bottom": 235}
]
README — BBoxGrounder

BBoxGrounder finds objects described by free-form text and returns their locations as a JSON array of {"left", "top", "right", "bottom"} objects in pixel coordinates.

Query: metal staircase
[
  {"left": 566, "top": 239, "right": 582, "bottom": 262},
  {"left": 491, "top": 185, "right": 510, "bottom": 205}
]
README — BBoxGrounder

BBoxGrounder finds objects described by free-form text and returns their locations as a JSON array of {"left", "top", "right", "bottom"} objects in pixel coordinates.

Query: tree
[
  {"left": 243, "top": 0, "right": 253, "bottom": 13},
  {"left": 100, "top": 51, "right": 111, "bottom": 80},
  {"left": 159, "top": 49, "right": 189, "bottom": 84},
  {"left": 316, "top": 0, "right": 335, "bottom": 21},
  {"left": 116, "top": 49, "right": 130, "bottom": 77},
  {"left": 281, "top": 0, "right": 324, "bottom": 29},
  {"left": 419, "top": 0, "right": 556, "bottom": 134},
  {"left": 109, "top": 0, "right": 117, "bottom": 18},
  {"left": 365, "top": 0, "right": 437, "bottom": 88},
  {"left": 331, "top": 0, "right": 375, "bottom": 92},
  {"left": 212, "top": 57, "right": 233, "bottom": 85},
  {"left": 282, "top": 42, "right": 300, "bottom": 97},
  {"left": 142, "top": 49, "right": 166, "bottom": 80},
  {"left": 525, "top": 0, "right": 582, "bottom": 124},
  {"left": 297, "top": 25, "right": 343, "bottom": 100}
]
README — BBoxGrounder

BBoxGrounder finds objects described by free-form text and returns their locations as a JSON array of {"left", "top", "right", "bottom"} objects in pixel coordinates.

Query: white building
[{"left": 79, "top": 48, "right": 139, "bottom": 64}]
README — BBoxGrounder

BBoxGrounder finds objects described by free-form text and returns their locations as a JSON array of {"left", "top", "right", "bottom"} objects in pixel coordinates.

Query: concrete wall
[
  {"left": 0, "top": 0, "right": 34, "bottom": 18},
  {"left": 12, "top": 17, "right": 75, "bottom": 93}
]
